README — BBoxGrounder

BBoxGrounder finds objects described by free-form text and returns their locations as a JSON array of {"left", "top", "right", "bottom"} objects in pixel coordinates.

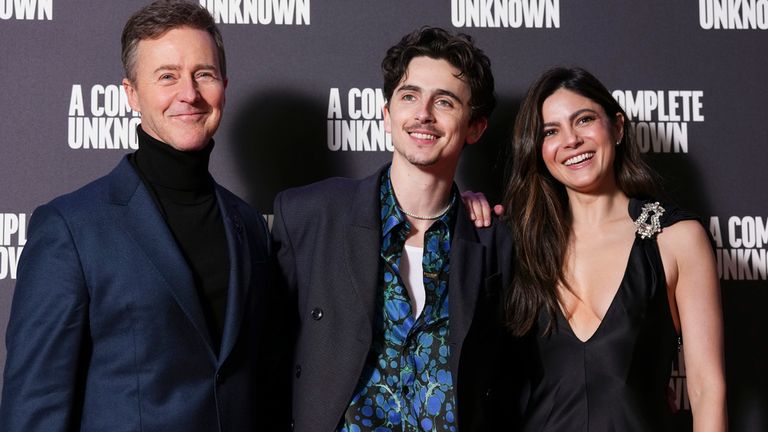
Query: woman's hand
[{"left": 460, "top": 191, "right": 504, "bottom": 227}]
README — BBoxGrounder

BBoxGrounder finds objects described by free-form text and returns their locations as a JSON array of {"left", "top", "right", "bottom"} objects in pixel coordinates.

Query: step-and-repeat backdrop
[{"left": 1, "top": 1, "right": 766, "bottom": 429}]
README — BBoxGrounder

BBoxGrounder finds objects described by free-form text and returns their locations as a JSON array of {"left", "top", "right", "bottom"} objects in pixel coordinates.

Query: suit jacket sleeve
[
  {"left": 1, "top": 204, "right": 90, "bottom": 432},
  {"left": 269, "top": 192, "right": 300, "bottom": 430},
  {"left": 272, "top": 192, "right": 298, "bottom": 295}
]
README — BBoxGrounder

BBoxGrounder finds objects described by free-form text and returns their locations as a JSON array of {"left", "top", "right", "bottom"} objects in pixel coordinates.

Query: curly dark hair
[
  {"left": 121, "top": 0, "right": 226, "bottom": 82},
  {"left": 381, "top": 26, "right": 495, "bottom": 122}
]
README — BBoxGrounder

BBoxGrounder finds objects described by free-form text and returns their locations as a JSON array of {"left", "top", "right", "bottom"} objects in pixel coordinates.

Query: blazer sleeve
[
  {"left": 0, "top": 204, "right": 90, "bottom": 432},
  {"left": 267, "top": 192, "right": 300, "bottom": 430},
  {"left": 271, "top": 192, "right": 298, "bottom": 295}
]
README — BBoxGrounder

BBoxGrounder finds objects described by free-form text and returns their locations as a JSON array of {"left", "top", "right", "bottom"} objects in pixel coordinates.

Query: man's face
[
  {"left": 123, "top": 26, "right": 226, "bottom": 152},
  {"left": 384, "top": 56, "right": 486, "bottom": 171}
]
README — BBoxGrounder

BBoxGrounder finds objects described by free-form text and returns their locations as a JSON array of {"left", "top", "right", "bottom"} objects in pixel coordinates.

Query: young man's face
[
  {"left": 384, "top": 56, "right": 486, "bottom": 171},
  {"left": 123, "top": 26, "right": 227, "bottom": 152}
]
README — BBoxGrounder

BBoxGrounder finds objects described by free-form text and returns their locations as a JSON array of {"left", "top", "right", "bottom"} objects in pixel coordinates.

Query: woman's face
[{"left": 539, "top": 88, "right": 624, "bottom": 195}]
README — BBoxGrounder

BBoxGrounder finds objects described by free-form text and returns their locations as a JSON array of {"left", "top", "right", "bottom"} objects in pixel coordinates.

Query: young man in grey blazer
[{"left": 273, "top": 27, "right": 525, "bottom": 432}]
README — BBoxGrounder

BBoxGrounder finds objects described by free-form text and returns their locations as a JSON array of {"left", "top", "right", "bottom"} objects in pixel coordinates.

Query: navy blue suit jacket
[
  {"left": 272, "top": 167, "right": 527, "bottom": 432},
  {"left": 0, "top": 156, "right": 276, "bottom": 431}
]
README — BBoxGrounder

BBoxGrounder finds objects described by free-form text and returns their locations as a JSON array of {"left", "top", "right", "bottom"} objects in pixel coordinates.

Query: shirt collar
[{"left": 379, "top": 165, "right": 457, "bottom": 239}]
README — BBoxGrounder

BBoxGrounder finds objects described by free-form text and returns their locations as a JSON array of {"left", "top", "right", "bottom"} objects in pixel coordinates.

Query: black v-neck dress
[{"left": 522, "top": 199, "right": 698, "bottom": 432}]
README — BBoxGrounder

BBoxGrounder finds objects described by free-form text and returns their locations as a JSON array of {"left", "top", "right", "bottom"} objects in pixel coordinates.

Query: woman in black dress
[{"left": 499, "top": 67, "right": 727, "bottom": 431}]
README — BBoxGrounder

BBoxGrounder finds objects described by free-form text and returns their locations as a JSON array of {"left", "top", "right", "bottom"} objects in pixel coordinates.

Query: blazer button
[
  {"left": 311, "top": 307, "right": 324, "bottom": 320},
  {"left": 295, "top": 364, "right": 302, "bottom": 378}
]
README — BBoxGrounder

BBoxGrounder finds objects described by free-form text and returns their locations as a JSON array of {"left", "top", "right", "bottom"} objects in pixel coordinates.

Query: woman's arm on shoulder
[
  {"left": 460, "top": 190, "right": 504, "bottom": 228},
  {"left": 660, "top": 220, "right": 728, "bottom": 431}
]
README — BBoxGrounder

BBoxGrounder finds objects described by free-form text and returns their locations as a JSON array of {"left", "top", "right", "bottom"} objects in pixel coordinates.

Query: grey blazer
[{"left": 272, "top": 165, "right": 528, "bottom": 432}]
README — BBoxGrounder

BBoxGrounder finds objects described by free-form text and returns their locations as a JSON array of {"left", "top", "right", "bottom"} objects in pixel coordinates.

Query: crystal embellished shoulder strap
[{"left": 634, "top": 202, "right": 665, "bottom": 239}]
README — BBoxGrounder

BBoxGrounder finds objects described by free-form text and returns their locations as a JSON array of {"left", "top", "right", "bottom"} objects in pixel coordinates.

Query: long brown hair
[{"left": 503, "top": 67, "right": 657, "bottom": 336}]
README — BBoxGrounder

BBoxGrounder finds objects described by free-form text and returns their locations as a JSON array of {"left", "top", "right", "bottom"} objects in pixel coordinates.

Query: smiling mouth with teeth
[
  {"left": 564, "top": 152, "right": 595, "bottom": 166},
  {"left": 410, "top": 132, "right": 438, "bottom": 140}
]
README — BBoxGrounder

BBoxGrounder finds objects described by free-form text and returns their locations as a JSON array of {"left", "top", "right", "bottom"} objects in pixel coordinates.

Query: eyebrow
[
  {"left": 396, "top": 84, "right": 465, "bottom": 105},
  {"left": 152, "top": 63, "right": 219, "bottom": 74},
  {"left": 542, "top": 108, "right": 599, "bottom": 128}
]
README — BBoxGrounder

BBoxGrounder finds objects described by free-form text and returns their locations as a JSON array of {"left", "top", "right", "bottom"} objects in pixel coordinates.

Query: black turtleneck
[{"left": 129, "top": 126, "right": 229, "bottom": 354}]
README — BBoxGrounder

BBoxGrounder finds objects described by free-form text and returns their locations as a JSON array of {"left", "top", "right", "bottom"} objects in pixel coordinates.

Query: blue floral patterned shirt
[{"left": 339, "top": 168, "right": 458, "bottom": 432}]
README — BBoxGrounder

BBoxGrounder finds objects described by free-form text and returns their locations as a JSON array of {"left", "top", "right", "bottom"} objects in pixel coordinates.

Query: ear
[
  {"left": 614, "top": 112, "right": 625, "bottom": 143},
  {"left": 383, "top": 102, "right": 392, "bottom": 133},
  {"left": 122, "top": 78, "right": 141, "bottom": 113},
  {"left": 466, "top": 116, "right": 488, "bottom": 145}
]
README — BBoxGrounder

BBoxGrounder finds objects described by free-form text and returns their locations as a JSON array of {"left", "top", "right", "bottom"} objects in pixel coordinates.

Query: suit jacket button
[
  {"left": 311, "top": 307, "right": 324, "bottom": 320},
  {"left": 295, "top": 364, "right": 302, "bottom": 378}
]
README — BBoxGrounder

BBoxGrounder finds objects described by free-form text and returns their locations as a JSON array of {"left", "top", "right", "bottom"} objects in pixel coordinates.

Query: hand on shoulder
[{"left": 460, "top": 190, "right": 504, "bottom": 227}]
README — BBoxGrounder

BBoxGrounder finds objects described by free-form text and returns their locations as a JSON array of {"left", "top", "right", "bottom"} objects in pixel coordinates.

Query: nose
[
  {"left": 177, "top": 75, "right": 200, "bottom": 103},
  {"left": 561, "top": 126, "right": 582, "bottom": 148},
  {"left": 415, "top": 99, "right": 434, "bottom": 123}
]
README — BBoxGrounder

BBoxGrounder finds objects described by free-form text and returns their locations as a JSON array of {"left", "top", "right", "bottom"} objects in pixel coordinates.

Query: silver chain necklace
[{"left": 396, "top": 200, "right": 453, "bottom": 221}]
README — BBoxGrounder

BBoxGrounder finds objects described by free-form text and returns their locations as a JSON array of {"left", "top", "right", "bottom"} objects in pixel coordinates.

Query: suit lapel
[
  {"left": 108, "top": 157, "right": 215, "bottom": 356},
  {"left": 343, "top": 171, "right": 383, "bottom": 337},
  {"left": 216, "top": 188, "right": 252, "bottom": 364},
  {"left": 448, "top": 203, "right": 484, "bottom": 376}
]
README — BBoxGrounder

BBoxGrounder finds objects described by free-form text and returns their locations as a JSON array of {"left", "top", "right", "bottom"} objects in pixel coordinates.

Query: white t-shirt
[{"left": 400, "top": 244, "right": 426, "bottom": 319}]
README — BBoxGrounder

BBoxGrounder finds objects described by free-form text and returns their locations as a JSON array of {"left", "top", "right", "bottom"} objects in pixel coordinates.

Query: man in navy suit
[
  {"left": 0, "top": 1, "right": 279, "bottom": 431},
  {"left": 273, "top": 27, "right": 524, "bottom": 431}
]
